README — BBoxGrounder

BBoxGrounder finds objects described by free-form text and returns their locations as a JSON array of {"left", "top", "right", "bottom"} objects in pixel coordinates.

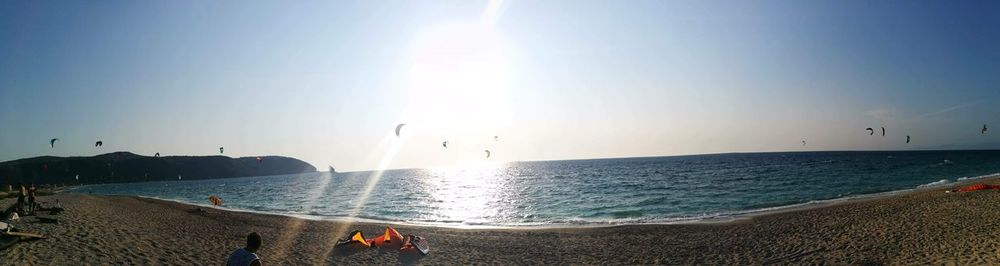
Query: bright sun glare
[
  {"left": 328, "top": 2, "right": 513, "bottom": 252},
  {"left": 404, "top": 20, "right": 514, "bottom": 143}
]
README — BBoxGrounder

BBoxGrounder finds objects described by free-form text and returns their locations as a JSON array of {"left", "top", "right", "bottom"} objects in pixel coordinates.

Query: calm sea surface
[{"left": 71, "top": 151, "right": 1000, "bottom": 227}]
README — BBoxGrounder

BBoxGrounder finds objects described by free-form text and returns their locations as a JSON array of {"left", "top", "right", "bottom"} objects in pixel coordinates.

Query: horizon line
[{"left": 5, "top": 148, "right": 1000, "bottom": 173}]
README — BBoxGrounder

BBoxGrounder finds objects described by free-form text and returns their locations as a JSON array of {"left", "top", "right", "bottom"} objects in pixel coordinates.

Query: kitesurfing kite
[
  {"left": 906, "top": 135, "right": 911, "bottom": 143},
  {"left": 369, "top": 227, "right": 404, "bottom": 248},
  {"left": 335, "top": 227, "right": 427, "bottom": 254},
  {"left": 49, "top": 138, "right": 59, "bottom": 148},
  {"left": 219, "top": 147, "right": 224, "bottom": 154},
  {"left": 484, "top": 150, "right": 491, "bottom": 158},
  {"left": 442, "top": 141, "right": 448, "bottom": 148},
  {"left": 881, "top": 127, "right": 885, "bottom": 137},
  {"left": 866, "top": 128, "right": 874, "bottom": 135},
  {"left": 337, "top": 230, "right": 371, "bottom": 248},
  {"left": 395, "top": 124, "right": 406, "bottom": 137},
  {"left": 154, "top": 152, "right": 160, "bottom": 157},
  {"left": 983, "top": 124, "right": 989, "bottom": 134},
  {"left": 95, "top": 141, "right": 103, "bottom": 147}
]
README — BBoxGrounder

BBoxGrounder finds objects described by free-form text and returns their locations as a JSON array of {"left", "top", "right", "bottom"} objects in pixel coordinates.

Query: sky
[{"left": 1, "top": 0, "right": 999, "bottom": 171}]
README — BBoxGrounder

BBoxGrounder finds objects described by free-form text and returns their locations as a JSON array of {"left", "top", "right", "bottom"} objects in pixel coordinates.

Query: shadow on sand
[
  {"left": 397, "top": 248, "right": 426, "bottom": 265},
  {"left": 185, "top": 208, "right": 211, "bottom": 216},
  {"left": 331, "top": 244, "right": 368, "bottom": 257},
  {"left": 332, "top": 242, "right": 426, "bottom": 265}
]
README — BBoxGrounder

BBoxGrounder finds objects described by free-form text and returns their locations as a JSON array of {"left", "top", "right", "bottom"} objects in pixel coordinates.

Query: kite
[
  {"left": 336, "top": 230, "right": 371, "bottom": 248},
  {"left": 395, "top": 124, "right": 406, "bottom": 137}
]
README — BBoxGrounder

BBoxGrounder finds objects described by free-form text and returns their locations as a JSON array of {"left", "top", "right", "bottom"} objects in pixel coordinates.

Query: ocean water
[{"left": 71, "top": 151, "right": 1000, "bottom": 227}]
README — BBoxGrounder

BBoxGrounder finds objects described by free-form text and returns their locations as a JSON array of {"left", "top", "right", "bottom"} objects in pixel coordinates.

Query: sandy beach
[{"left": 3, "top": 179, "right": 1000, "bottom": 265}]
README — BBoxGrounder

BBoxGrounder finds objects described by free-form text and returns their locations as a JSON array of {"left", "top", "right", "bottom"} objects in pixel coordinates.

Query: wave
[
  {"left": 918, "top": 179, "right": 950, "bottom": 188},
  {"left": 958, "top": 172, "right": 1000, "bottom": 181}
]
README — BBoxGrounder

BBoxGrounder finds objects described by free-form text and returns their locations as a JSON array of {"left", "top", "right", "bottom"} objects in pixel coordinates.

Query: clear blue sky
[{"left": 2, "top": 0, "right": 999, "bottom": 171}]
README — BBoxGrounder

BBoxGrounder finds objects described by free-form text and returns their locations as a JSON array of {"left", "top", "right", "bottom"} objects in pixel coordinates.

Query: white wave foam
[
  {"left": 918, "top": 179, "right": 950, "bottom": 188},
  {"left": 984, "top": 173, "right": 1000, "bottom": 178},
  {"left": 958, "top": 172, "right": 1000, "bottom": 182},
  {"left": 958, "top": 173, "right": 1000, "bottom": 181}
]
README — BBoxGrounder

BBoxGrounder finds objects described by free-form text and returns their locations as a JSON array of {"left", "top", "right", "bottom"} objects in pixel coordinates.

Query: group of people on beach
[{"left": 14, "top": 183, "right": 37, "bottom": 215}]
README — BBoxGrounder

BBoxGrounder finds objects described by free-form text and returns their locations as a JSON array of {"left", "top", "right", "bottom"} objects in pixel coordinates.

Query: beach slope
[{"left": 4, "top": 181, "right": 1000, "bottom": 265}]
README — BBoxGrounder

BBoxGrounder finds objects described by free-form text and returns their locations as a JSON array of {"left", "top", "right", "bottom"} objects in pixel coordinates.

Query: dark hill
[{"left": 0, "top": 152, "right": 317, "bottom": 185}]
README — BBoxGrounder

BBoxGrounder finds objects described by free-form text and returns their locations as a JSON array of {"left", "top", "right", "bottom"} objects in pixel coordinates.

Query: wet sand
[{"left": 3, "top": 179, "right": 1000, "bottom": 265}]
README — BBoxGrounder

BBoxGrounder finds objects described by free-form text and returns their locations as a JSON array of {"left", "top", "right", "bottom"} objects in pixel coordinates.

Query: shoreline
[
  {"left": 6, "top": 177, "right": 1000, "bottom": 264},
  {"left": 67, "top": 173, "right": 1000, "bottom": 229}
]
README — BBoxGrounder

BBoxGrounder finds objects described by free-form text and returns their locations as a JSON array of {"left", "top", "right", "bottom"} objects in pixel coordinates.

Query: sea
[{"left": 70, "top": 150, "right": 1000, "bottom": 227}]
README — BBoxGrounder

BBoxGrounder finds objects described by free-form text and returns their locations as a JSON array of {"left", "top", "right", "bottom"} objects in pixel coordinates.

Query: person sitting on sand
[
  {"left": 226, "top": 232, "right": 262, "bottom": 266},
  {"left": 27, "top": 183, "right": 36, "bottom": 212},
  {"left": 15, "top": 183, "right": 26, "bottom": 213}
]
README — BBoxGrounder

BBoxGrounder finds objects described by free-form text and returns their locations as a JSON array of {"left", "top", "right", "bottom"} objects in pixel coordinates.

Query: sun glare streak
[
  {"left": 481, "top": 0, "right": 508, "bottom": 27},
  {"left": 338, "top": 136, "right": 405, "bottom": 233},
  {"left": 317, "top": 1, "right": 512, "bottom": 261},
  {"left": 268, "top": 170, "right": 339, "bottom": 261},
  {"left": 319, "top": 132, "right": 407, "bottom": 261}
]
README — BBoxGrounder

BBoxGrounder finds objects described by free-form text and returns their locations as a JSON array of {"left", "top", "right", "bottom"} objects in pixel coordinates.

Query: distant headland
[{"left": 0, "top": 152, "right": 317, "bottom": 185}]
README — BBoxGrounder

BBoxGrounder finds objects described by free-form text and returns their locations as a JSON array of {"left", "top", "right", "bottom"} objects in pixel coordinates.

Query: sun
[{"left": 403, "top": 21, "right": 514, "bottom": 137}]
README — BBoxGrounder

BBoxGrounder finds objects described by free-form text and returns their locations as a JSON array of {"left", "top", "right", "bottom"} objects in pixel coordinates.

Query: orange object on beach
[
  {"left": 366, "top": 227, "right": 404, "bottom": 247},
  {"left": 335, "top": 230, "right": 371, "bottom": 248},
  {"left": 958, "top": 183, "right": 1000, "bottom": 192},
  {"left": 208, "top": 196, "right": 223, "bottom": 206}
]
